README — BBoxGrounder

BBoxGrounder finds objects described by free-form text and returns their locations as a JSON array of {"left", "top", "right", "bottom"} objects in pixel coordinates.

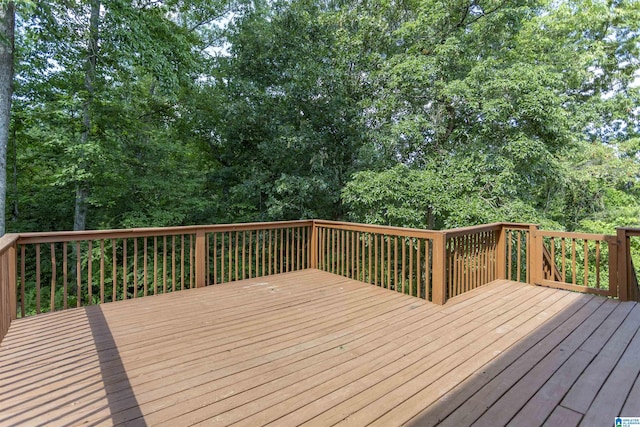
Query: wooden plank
[
  {"left": 1, "top": 271, "right": 637, "bottom": 427},
  {"left": 463, "top": 299, "right": 619, "bottom": 427},
  {"left": 580, "top": 318, "right": 640, "bottom": 426},
  {"left": 543, "top": 406, "right": 583, "bottom": 426},
  {"left": 507, "top": 301, "right": 635, "bottom": 426},
  {"left": 433, "top": 295, "right": 604, "bottom": 427},
  {"left": 562, "top": 303, "right": 640, "bottom": 414}
]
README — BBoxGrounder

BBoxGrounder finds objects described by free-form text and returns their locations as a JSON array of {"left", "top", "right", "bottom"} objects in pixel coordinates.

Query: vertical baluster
[
  {"left": 242, "top": 231, "right": 247, "bottom": 279},
  {"left": 215, "top": 233, "right": 219, "bottom": 283},
  {"left": 35, "top": 244, "right": 41, "bottom": 314},
  {"left": 426, "top": 239, "right": 431, "bottom": 299},
  {"left": 62, "top": 242, "right": 68, "bottom": 310},
  {"left": 20, "top": 246, "right": 25, "bottom": 317},
  {"left": 190, "top": 235, "right": 195, "bottom": 288},
  {"left": 561, "top": 238, "right": 566, "bottom": 282},
  {"left": 171, "top": 236, "right": 176, "bottom": 292},
  {"left": 584, "top": 240, "right": 589, "bottom": 287},
  {"left": 572, "top": 238, "right": 577, "bottom": 284},
  {"left": 162, "top": 236, "right": 167, "bottom": 293},
  {"left": 235, "top": 231, "right": 240, "bottom": 280},
  {"left": 384, "top": 235, "right": 389, "bottom": 289},
  {"left": 143, "top": 238, "right": 147, "bottom": 297},
  {"left": 507, "top": 231, "right": 512, "bottom": 281},
  {"left": 401, "top": 237, "right": 406, "bottom": 294},
  {"left": 268, "top": 230, "right": 272, "bottom": 276},
  {"left": 228, "top": 232, "right": 233, "bottom": 282},
  {"left": 596, "top": 240, "right": 601, "bottom": 289},
  {"left": 379, "top": 235, "right": 384, "bottom": 287},
  {"left": 297, "top": 228, "right": 302, "bottom": 271},
  {"left": 255, "top": 230, "right": 259, "bottom": 277},
  {"left": 153, "top": 237, "right": 158, "bottom": 295},
  {"left": 100, "top": 240, "right": 105, "bottom": 303},
  {"left": 122, "top": 239, "right": 127, "bottom": 301},
  {"left": 279, "top": 228, "right": 284, "bottom": 273},
  {"left": 409, "top": 238, "right": 414, "bottom": 296},
  {"left": 417, "top": 240, "right": 422, "bottom": 299},
  {"left": 88, "top": 241, "right": 93, "bottom": 303},
  {"left": 221, "top": 232, "right": 226, "bottom": 283},
  {"left": 516, "top": 233, "right": 522, "bottom": 283},
  {"left": 206, "top": 233, "right": 210, "bottom": 286},
  {"left": 246, "top": 232, "right": 251, "bottom": 279},
  {"left": 550, "top": 237, "right": 555, "bottom": 280},
  {"left": 50, "top": 243, "right": 56, "bottom": 312},
  {"left": 261, "top": 230, "right": 266, "bottom": 276},
  {"left": 181, "top": 235, "right": 185, "bottom": 290},
  {"left": 77, "top": 241, "right": 82, "bottom": 306},
  {"left": 374, "top": 234, "right": 379, "bottom": 286},
  {"left": 133, "top": 239, "right": 138, "bottom": 298},
  {"left": 367, "top": 233, "right": 372, "bottom": 284},
  {"left": 112, "top": 239, "right": 118, "bottom": 301},
  {"left": 345, "top": 231, "right": 349, "bottom": 278},
  {"left": 392, "top": 236, "right": 398, "bottom": 291}
]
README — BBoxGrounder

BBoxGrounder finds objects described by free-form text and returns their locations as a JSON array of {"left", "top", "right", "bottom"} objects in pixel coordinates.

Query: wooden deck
[{"left": 1, "top": 269, "right": 639, "bottom": 426}]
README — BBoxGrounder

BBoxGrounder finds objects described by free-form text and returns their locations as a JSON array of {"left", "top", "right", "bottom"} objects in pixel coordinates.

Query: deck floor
[{"left": 1, "top": 269, "right": 639, "bottom": 426}]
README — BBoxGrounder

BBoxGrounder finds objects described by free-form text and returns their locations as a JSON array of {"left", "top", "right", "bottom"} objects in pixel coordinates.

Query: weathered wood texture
[
  {"left": 1, "top": 270, "right": 638, "bottom": 426},
  {"left": 0, "top": 234, "right": 17, "bottom": 342}
]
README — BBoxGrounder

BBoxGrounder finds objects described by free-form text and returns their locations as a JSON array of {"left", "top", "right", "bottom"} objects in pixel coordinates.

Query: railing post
[
  {"left": 310, "top": 221, "right": 318, "bottom": 269},
  {"left": 617, "top": 228, "right": 629, "bottom": 302},
  {"left": 496, "top": 225, "right": 507, "bottom": 280},
  {"left": 195, "top": 229, "right": 206, "bottom": 288},
  {"left": 529, "top": 225, "right": 540, "bottom": 285},
  {"left": 432, "top": 232, "right": 447, "bottom": 305},
  {"left": 9, "top": 243, "right": 17, "bottom": 320}
]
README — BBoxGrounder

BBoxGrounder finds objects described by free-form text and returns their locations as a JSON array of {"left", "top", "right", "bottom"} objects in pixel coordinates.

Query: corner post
[
  {"left": 617, "top": 228, "right": 629, "bottom": 302},
  {"left": 9, "top": 243, "right": 16, "bottom": 320},
  {"left": 310, "top": 221, "right": 318, "bottom": 269},
  {"left": 432, "top": 232, "right": 447, "bottom": 305},
  {"left": 495, "top": 225, "right": 507, "bottom": 280},
  {"left": 195, "top": 229, "right": 206, "bottom": 288}
]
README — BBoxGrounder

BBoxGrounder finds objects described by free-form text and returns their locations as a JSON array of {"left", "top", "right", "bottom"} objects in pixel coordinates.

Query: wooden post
[
  {"left": 310, "top": 221, "right": 318, "bottom": 269},
  {"left": 8, "top": 243, "right": 16, "bottom": 320},
  {"left": 495, "top": 225, "right": 507, "bottom": 280},
  {"left": 529, "top": 225, "right": 540, "bottom": 285},
  {"left": 432, "top": 232, "right": 447, "bottom": 305},
  {"left": 617, "top": 228, "right": 628, "bottom": 302},
  {"left": 195, "top": 229, "right": 206, "bottom": 288}
]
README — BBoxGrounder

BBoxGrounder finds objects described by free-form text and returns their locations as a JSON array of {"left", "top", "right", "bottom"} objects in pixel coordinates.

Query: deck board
[{"left": 1, "top": 269, "right": 639, "bottom": 426}]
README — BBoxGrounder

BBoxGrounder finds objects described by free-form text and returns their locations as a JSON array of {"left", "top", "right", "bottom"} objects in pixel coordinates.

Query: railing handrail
[
  {"left": 535, "top": 229, "right": 614, "bottom": 241},
  {"left": 443, "top": 222, "right": 505, "bottom": 238},
  {"left": 14, "top": 220, "right": 315, "bottom": 244},
  {"left": 313, "top": 220, "right": 444, "bottom": 239}
]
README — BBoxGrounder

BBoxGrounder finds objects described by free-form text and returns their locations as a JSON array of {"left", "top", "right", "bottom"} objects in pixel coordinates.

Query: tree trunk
[
  {"left": 74, "top": 0, "right": 100, "bottom": 231},
  {"left": 0, "top": 1, "right": 15, "bottom": 236}
]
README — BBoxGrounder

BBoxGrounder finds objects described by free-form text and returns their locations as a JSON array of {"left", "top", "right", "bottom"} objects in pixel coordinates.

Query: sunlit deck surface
[{"left": 1, "top": 269, "right": 639, "bottom": 426}]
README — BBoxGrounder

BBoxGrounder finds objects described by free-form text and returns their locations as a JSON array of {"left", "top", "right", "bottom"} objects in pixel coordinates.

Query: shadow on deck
[{"left": 0, "top": 269, "right": 638, "bottom": 426}]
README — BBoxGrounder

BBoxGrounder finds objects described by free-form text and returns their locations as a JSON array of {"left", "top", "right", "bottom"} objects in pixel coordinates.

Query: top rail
[
  {"left": 313, "top": 220, "right": 443, "bottom": 239},
  {"left": 16, "top": 220, "right": 315, "bottom": 244}
]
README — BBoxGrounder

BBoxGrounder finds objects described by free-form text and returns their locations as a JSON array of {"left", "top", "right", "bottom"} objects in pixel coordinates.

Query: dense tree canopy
[{"left": 2, "top": 0, "right": 639, "bottom": 234}]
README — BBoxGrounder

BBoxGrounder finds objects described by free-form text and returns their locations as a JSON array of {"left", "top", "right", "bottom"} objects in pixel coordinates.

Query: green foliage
[{"left": 4, "top": 0, "right": 640, "bottom": 240}]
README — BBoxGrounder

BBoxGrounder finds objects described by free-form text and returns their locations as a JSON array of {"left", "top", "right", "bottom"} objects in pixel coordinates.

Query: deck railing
[
  {"left": 314, "top": 221, "right": 442, "bottom": 302},
  {"left": 1, "top": 220, "right": 639, "bottom": 343}
]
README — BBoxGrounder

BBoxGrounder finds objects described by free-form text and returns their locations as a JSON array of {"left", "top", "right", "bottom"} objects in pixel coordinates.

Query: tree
[
  {"left": 206, "top": 0, "right": 368, "bottom": 222},
  {"left": 0, "top": 0, "right": 14, "bottom": 235}
]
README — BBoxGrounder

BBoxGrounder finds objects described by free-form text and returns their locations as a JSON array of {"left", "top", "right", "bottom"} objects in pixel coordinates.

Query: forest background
[{"left": 0, "top": 0, "right": 639, "bottom": 237}]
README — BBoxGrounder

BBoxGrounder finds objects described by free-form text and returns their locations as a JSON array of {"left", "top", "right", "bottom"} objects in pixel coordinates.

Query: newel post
[
  {"left": 432, "top": 232, "right": 447, "bottom": 305},
  {"left": 495, "top": 225, "right": 507, "bottom": 280},
  {"left": 310, "top": 221, "right": 318, "bottom": 269},
  {"left": 617, "top": 228, "right": 629, "bottom": 302},
  {"left": 9, "top": 243, "right": 17, "bottom": 320},
  {"left": 195, "top": 229, "right": 206, "bottom": 288}
]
